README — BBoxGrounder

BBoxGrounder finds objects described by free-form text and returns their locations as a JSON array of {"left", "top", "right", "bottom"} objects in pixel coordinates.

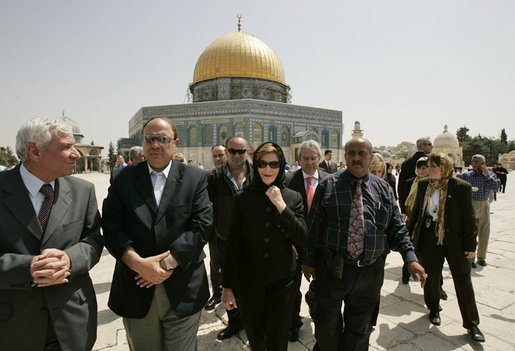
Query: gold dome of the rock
[{"left": 193, "top": 31, "right": 286, "bottom": 85}]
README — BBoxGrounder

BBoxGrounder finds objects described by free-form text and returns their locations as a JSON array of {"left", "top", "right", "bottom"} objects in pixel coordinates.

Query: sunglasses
[
  {"left": 227, "top": 148, "right": 247, "bottom": 155},
  {"left": 257, "top": 160, "right": 281, "bottom": 169},
  {"left": 144, "top": 136, "right": 173, "bottom": 144}
]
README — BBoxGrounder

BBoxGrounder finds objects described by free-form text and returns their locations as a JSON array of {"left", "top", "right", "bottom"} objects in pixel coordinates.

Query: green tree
[
  {"left": 501, "top": 128, "right": 507, "bottom": 144},
  {"left": 456, "top": 126, "right": 470, "bottom": 143},
  {"left": 0, "top": 146, "right": 18, "bottom": 167},
  {"left": 108, "top": 142, "right": 116, "bottom": 169}
]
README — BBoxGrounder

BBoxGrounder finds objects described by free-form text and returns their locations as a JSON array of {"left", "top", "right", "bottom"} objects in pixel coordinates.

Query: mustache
[{"left": 352, "top": 161, "right": 362, "bottom": 166}]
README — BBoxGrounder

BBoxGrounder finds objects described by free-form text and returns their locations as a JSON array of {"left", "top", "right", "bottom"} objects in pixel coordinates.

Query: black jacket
[
  {"left": 207, "top": 161, "right": 253, "bottom": 241},
  {"left": 223, "top": 142, "right": 307, "bottom": 291}
]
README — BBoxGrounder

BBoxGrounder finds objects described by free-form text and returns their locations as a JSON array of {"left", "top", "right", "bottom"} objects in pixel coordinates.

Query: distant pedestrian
[{"left": 459, "top": 154, "right": 500, "bottom": 268}]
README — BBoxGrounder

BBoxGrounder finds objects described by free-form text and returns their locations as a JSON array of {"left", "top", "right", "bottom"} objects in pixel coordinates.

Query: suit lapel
[
  {"left": 135, "top": 163, "right": 158, "bottom": 214},
  {"left": 2, "top": 166, "right": 42, "bottom": 241},
  {"left": 156, "top": 162, "right": 182, "bottom": 223},
  {"left": 42, "top": 178, "right": 71, "bottom": 245},
  {"left": 293, "top": 171, "right": 308, "bottom": 201}
]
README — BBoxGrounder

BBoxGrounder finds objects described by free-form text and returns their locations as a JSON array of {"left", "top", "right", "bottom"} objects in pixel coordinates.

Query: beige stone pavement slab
[{"left": 73, "top": 172, "right": 515, "bottom": 350}]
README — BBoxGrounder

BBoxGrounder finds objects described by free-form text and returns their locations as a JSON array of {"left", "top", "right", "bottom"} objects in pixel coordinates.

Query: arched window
[
  {"left": 234, "top": 122, "right": 245, "bottom": 137},
  {"left": 321, "top": 129, "right": 329, "bottom": 147},
  {"left": 280, "top": 126, "right": 290, "bottom": 146},
  {"left": 218, "top": 125, "right": 228, "bottom": 145},
  {"left": 253, "top": 123, "right": 263, "bottom": 144},
  {"left": 268, "top": 125, "right": 277, "bottom": 143},
  {"left": 330, "top": 129, "right": 340, "bottom": 148},
  {"left": 202, "top": 124, "right": 213, "bottom": 146},
  {"left": 188, "top": 126, "right": 198, "bottom": 147}
]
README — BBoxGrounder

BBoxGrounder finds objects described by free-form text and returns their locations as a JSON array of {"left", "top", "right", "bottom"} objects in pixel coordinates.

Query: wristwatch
[{"left": 161, "top": 256, "right": 178, "bottom": 271}]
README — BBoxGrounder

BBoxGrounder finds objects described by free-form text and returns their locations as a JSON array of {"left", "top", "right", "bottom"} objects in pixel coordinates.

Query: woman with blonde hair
[{"left": 408, "top": 153, "right": 484, "bottom": 342}]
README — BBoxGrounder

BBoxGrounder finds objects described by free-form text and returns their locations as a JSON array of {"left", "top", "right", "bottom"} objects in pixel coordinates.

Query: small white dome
[{"left": 434, "top": 125, "right": 459, "bottom": 148}]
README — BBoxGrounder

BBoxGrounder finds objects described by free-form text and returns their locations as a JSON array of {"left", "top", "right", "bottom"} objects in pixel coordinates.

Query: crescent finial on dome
[{"left": 237, "top": 14, "right": 242, "bottom": 32}]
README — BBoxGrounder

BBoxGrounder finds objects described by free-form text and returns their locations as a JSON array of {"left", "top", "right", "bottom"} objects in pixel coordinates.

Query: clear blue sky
[{"left": 1, "top": 0, "right": 514, "bottom": 156}]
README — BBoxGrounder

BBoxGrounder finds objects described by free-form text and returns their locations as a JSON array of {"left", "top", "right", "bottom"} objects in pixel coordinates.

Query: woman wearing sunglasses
[{"left": 222, "top": 142, "right": 307, "bottom": 350}]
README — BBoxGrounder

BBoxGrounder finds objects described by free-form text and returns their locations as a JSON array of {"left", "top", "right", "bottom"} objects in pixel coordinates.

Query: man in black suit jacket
[
  {"left": 285, "top": 140, "right": 328, "bottom": 342},
  {"left": 0, "top": 117, "right": 103, "bottom": 351},
  {"left": 102, "top": 117, "right": 213, "bottom": 351},
  {"left": 397, "top": 137, "right": 433, "bottom": 214},
  {"left": 319, "top": 149, "right": 338, "bottom": 173}
]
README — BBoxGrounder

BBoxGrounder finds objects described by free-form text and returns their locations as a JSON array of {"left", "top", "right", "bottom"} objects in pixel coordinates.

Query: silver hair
[
  {"left": 16, "top": 117, "right": 73, "bottom": 162},
  {"left": 298, "top": 139, "right": 322, "bottom": 159},
  {"left": 472, "top": 154, "right": 486, "bottom": 163},
  {"left": 416, "top": 137, "right": 431, "bottom": 149},
  {"left": 129, "top": 146, "right": 143, "bottom": 160}
]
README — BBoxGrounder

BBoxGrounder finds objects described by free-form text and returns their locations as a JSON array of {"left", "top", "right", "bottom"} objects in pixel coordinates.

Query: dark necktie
[
  {"left": 38, "top": 184, "right": 54, "bottom": 232},
  {"left": 347, "top": 179, "right": 364, "bottom": 259}
]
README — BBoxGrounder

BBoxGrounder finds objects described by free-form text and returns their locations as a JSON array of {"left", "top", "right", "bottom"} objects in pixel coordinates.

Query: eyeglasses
[
  {"left": 257, "top": 160, "right": 281, "bottom": 169},
  {"left": 425, "top": 143, "right": 433, "bottom": 147},
  {"left": 144, "top": 136, "right": 173, "bottom": 144},
  {"left": 227, "top": 148, "right": 247, "bottom": 155}
]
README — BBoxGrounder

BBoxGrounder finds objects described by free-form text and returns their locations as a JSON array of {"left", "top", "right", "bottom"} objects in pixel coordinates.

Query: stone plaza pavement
[{"left": 77, "top": 172, "right": 515, "bottom": 351}]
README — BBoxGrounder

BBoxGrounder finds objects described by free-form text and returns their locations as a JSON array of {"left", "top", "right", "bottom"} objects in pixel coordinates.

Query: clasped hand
[{"left": 30, "top": 248, "right": 71, "bottom": 287}]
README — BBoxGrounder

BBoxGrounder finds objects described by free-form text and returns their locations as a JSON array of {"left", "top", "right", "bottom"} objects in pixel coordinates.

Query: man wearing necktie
[
  {"left": 302, "top": 138, "right": 426, "bottom": 351},
  {"left": 285, "top": 139, "right": 328, "bottom": 342},
  {"left": 0, "top": 117, "right": 104, "bottom": 351},
  {"left": 319, "top": 149, "right": 338, "bottom": 173},
  {"left": 102, "top": 116, "right": 213, "bottom": 351}
]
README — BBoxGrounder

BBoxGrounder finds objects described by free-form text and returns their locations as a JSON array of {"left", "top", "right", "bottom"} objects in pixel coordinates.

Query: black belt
[{"left": 344, "top": 258, "right": 368, "bottom": 267}]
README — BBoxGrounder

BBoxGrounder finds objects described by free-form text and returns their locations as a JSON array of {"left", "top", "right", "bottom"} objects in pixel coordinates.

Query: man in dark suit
[
  {"left": 102, "top": 116, "right": 213, "bottom": 351},
  {"left": 285, "top": 140, "right": 328, "bottom": 342},
  {"left": 397, "top": 137, "right": 433, "bottom": 214},
  {"left": 319, "top": 149, "right": 338, "bottom": 173},
  {"left": 0, "top": 117, "right": 104, "bottom": 351}
]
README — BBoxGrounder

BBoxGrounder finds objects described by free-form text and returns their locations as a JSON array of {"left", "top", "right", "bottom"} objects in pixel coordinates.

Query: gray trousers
[{"left": 123, "top": 284, "right": 201, "bottom": 351}]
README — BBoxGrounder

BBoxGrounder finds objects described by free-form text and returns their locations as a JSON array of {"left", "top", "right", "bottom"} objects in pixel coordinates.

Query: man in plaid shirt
[
  {"left": 302, "top": 138, "right": 426, "bottom": 351},
  {"left": 459, "top": 154, "right": 500, "bottom": 268}
]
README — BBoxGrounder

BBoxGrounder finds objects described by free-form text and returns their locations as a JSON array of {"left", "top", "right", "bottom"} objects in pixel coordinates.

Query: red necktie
[
  {"left": 347, "top": 179, "right": 364, "bottom": 259},
  {"left": 306, "top": 176, "right": 315, "bottom": 211},
  {"left": 38, "top": 184, "right": 54, "bottom": 232}
]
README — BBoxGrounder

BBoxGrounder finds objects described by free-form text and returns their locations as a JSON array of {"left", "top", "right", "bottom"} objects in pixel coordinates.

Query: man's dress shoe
[
  {"left": 217, "top": 324, "right": 243, "bottom": 340},
  {"left": 204, "top": 294, "right": 221, "bottom": 311},
  {"left": 429, "top": 311, "right": 441, "bottom": 326},
  {"left": 469, "top": 325, "right": 485, "bottom": 342}
]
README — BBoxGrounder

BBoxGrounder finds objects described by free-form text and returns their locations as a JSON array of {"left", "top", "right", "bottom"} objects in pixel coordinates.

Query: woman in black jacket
[
  {"left": 222, "top": 142, "right": 307, "bottom": 351},
  {"left": 408, "top": 153, "right": 484, "bottom": 342}
]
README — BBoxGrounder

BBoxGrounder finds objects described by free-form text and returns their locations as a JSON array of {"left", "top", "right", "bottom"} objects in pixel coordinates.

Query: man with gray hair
[
  {"left": 285, "top": 139, "right": 328, "bottom": 341},
  {"left": 129, "top": 146, "right": 145, "bottom": 166},
  {"left": 398, "top": 137, "right": 433, "bottom": 215},
  {"left": 459, "top": 154, "right": 500, "bottom": 268},
  {"left": 0, "top": 117, "right": 104, "bottom": 350}
]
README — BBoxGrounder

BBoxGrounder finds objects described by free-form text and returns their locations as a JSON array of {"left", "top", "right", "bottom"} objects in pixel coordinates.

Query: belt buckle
[{"left": 356, "top": 260, "right": 365, "bottom": 267}]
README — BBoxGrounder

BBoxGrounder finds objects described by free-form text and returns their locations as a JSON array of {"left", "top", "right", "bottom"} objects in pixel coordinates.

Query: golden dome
[{"left": 193, "top": 32, "right": 286, "bottom": 85}]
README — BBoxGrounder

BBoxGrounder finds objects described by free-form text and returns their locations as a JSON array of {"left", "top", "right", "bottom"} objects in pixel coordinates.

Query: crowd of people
[{"left": 0, "top": 116, "right": 505, "bottom": 351}]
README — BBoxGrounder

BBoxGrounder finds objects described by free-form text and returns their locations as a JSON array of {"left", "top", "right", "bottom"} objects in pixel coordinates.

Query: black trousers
[
  {"left": 307, "top": 256, "right": 385, "bottom": 351},
  {"left": 239, "top": 278, "right": 296, "bottom": 351},
  {"left": 418, "top": 229, "right": 480, "bottom": 329},
  {"left": 289, "top": 258, "right": 303, "bottom": 331},
  {"left": 208, "top": 232, "right": 222, "bottom": 297},
  {"left": 217, "top": 236, "right": 242, "bottom": 327}
]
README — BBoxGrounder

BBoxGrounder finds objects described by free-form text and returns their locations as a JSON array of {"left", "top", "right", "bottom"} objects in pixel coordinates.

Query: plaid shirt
[
  {"left": 459, "top": 170, "right": 500, "bottom": 201},
  {"left": 305, "top": 170, "right": 417, "bottom": 267}
]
